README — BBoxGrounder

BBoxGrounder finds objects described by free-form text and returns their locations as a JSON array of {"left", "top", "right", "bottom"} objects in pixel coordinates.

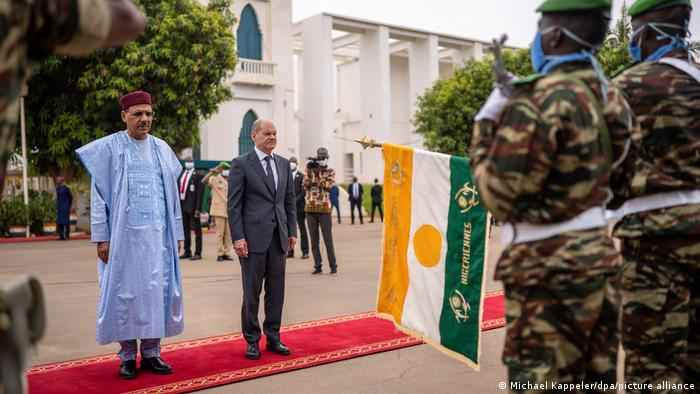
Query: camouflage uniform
[
  {"left": 471, "top": 65, "right": 636, "bottom": 392},
  {"left": 0, "top": 0, "right": 111, "bottom": 194},
  {"left": 612, "top": 53, "right": 700, "bottom": 391}
]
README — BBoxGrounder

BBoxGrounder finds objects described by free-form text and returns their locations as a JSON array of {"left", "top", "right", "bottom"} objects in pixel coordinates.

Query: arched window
[
  {"left": 238, "top": 110, "right": 258, "bottom": 156},
  {"left": 237, "top": 4, "right": 262, "bottom": 60}
]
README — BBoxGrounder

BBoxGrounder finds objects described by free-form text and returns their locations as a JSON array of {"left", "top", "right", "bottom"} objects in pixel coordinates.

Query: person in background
[
  {"left": 330, "top": 183, "right": 341, "bottom": 224},
  {"left": 304, "top": 148, "right": 338, "bottom": 275},
  {"left": 370, "top": 178, "right": 383, "bottom": 223},
  {"left": 178, "top": 160, "right": 204, "bottom": 261},
  {"left": 203, "top": 162, "right": 233, "bottom": 262},
  {"left": 289, "top": 157, "right": 309, "bottom": 259},
  {"left": 55, "top": 176, "right": 72, "bottom": 240},
  {"left": 347, "top": 177, "right": 364, "bottom": 225}
]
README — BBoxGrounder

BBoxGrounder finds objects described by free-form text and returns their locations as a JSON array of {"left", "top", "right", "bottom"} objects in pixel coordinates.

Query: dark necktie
[{"left": 264, "top": 156, "right": 276, "bottom": 195}]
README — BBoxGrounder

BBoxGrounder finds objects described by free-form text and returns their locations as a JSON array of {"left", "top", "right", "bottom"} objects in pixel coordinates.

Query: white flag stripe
[{"left": 402, "top": 149, "right": 451, "bottom": 341}]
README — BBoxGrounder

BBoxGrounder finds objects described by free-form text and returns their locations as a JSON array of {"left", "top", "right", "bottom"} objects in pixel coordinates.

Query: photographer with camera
[{"left": 303, "top": 147, "right": 338, "bottom": 275}]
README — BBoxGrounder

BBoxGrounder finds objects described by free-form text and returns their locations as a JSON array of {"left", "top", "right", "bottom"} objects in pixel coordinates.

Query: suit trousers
[
  {"left": 371, "top": 202, "right": 383, "bottom": 222},
  {"left": 296, "top": 205, "right": 309, "bottom": 255},
  {"left": 239, "top": 227, "right": 286, "bottom": 345},
  {"left": 182, "top": 209, "right": 202, "bottom": 256},
  {"left": 214, "top": 216, "right": 232, "bottom": 257},
  {"left": 306, "top": 212, "right": 337, "bottom": 271},
  {"left": 57, "top": 224, "right": 70, "bottom": 240},
  {"left": 350, "top": 199, "right": 363, "bottom": 224},
  {"left": 332, "top": 202, "right": 341, "bottom": 223}
]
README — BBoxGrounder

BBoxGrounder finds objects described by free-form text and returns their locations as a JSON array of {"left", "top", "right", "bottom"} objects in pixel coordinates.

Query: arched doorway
[
  {"left": 237, "top": 4, "right": 262, "bottom": 60},
  {"left": 238, "top": 110, "right": 258, "bottom": 156}
]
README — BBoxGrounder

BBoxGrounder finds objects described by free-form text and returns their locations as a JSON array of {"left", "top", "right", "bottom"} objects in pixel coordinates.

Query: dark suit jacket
[
  {"left": 371, "top": 184, "right": 383, "bottom": 204},
  {"left": 179, "top": 169, "right": 204, "bottom": 213},
  {"left": 347, "top": 182, "right": 364, "bottom": 203},
  {"left": 228, "top": 151, "right": 297, "bottom": 254},
  {"left": 293, "top": 171, "right": 305, "bottom": 210}
]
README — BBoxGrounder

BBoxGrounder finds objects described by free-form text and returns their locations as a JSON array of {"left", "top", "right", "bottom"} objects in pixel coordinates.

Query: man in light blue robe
[{"left": 75, "top": 91, "right": 184, "bottom": 379}]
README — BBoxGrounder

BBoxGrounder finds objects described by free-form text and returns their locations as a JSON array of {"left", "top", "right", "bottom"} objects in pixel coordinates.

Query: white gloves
[{"left": 475, "top": 87, "right": 509, "bottom": 122}]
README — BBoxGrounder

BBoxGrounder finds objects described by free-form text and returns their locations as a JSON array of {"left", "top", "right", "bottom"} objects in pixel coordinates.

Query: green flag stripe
[{"left": 438, "top": 155, "right": 487, "bottom": 363}]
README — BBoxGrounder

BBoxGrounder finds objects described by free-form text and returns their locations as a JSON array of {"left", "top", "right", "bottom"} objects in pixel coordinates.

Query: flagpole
[{"left": 20, "top": 83, "right": 29, "bottom": 238}]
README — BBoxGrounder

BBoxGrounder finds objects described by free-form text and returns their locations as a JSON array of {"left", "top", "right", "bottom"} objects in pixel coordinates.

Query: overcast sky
[{"left": 293, "top": 0, "right": 700, "bottom": 48}]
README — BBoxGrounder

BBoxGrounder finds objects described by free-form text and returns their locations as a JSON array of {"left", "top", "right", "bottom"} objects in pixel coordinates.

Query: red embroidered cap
[{"left": 119, "top": 91, "right": 152, "bottom": 110}]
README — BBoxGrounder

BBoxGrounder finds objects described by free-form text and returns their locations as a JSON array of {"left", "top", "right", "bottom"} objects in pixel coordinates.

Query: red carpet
[{"left": 28, "top": 293, "right": 504, "bottom": 394}]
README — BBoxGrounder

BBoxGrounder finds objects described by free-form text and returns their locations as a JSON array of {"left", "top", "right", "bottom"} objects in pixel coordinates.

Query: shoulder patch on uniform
[
  {"left": 512, "top": 74, "right": 543, "bottom": 86},
  {"left": 611, "top": 62, "right": 642, "bottom": 79}
]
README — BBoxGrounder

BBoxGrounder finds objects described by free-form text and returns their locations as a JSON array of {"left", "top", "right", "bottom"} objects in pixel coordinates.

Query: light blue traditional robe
[{"left": 76, "top": 130, "right": 185, "bottom": 345}]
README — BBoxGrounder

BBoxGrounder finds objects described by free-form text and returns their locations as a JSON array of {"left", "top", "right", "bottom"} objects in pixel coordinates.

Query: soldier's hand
[
  {"left": 178, "top": 240, "right": 184, "bottom": 251},
  {"left": 288, "top": 237, "right": 297, "bottom": 252},
  {"left": 194, "top": 210, "right": 200, "bottom": 218},
  {"left": 97, "top": 242, "right": 110, "bottom": 264},
  {"left": 234, "top": 239, "right": 248, "bottom": 258}
]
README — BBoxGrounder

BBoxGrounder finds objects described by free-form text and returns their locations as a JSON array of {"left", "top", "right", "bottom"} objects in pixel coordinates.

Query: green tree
[
  {"left": 414, "top": 3, "right": 635, "bottom": 156},
  {"left": 413, "top": 49, "right": 533, "bottom": 156},
  {"left": 24, "top": 0, "right": 237, "bottom": 179},
  {"left": 598, "top": 2, "right": 633, "bottom": 76}
]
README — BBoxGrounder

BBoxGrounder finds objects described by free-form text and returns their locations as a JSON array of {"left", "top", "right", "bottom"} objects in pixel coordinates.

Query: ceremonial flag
[{"left": 377, "top": 144, "right": 489, "bottom": 369}]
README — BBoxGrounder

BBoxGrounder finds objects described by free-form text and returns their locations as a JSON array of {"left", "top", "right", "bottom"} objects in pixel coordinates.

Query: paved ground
[{"left": 1, "top": 221, "right": 509, "bottom": 393}]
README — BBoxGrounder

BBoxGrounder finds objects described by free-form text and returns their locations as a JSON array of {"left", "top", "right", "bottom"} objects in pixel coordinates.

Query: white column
[
  {"left": 451, "top": 47, "right": 471, "bottom": 71},
  {"left": 271, "top": 0, "right": 294, "bottom": 156},
  {"left": 409, "top": 34, "right": 439, "bottom": 148},
  {"left": 360, "top": 25, "right": 390, "bottom": 181},
  {"left": 466, "top": 42, "right": 485, "bottom": 60},
  {"left": 301, "top": 15, "right": 335, "bottom": 163}
]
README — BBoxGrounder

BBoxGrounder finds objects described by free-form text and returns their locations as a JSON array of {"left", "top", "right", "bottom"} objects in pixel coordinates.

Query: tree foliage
[
  {"left": 414, "top": 4, "right": 635, "bottom": 156},
  {"left": 413, "top": 49, "right": 533, "bottom": 156},
  {"left": 24, "top": 0, "right": 237, "bottom": 179}
]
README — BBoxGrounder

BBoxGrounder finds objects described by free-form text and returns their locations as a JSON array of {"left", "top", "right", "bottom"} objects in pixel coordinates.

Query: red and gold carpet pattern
[{"left": 28, "top": 292, "right": 504, "bottom": 394}]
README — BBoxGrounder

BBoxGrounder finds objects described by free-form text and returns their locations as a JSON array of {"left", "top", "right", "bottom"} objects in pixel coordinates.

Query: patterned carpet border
[{"left": 124, "top": 336, "right": 421, "bottom": 394}]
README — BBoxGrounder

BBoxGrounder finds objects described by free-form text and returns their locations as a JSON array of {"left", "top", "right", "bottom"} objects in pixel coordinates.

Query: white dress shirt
[{"left": 254, "top": 146, "right": 278, "bottom": 189}]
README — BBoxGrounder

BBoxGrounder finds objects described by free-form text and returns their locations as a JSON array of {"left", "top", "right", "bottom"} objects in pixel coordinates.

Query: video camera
[{"left": 306, "top": 147, "right": 329, "bottom": 170}]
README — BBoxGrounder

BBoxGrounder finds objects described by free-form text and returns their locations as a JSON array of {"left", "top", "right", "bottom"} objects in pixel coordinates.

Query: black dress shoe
[
  {"left": 287, "top": 252, "right": 294, "bottom": 258},
  {"left": 119, "top": 360, "right": 137, "bottom": 379},
  {"left": 179, "top": 253, "right": 192, "bottom": 259},
  {"left": 140, "top": 357, "right": 172, "bottom": 374},
  {"left": 330, "top": 268, "right": 338, "bottom": 275},
  {"left": 190, "top": 255, "right": 202, "bottom": 261},
  {"left": 217, "top": 256, "right": 224, "bottom": 262},
  {"left": 266, "top": 341, "right": 291, "bottom": 355},
  {"left": 311, "top": 269, "right": 322, "bottom": 275},
  {"left": 222, "top": 255, "right": 234, "bottom": 261},
  {"left": 245, "top": 342, "right": 261, "bottom": 360},
  {"left": 301, "top": 254, "right": 310, "bottom": 259}
]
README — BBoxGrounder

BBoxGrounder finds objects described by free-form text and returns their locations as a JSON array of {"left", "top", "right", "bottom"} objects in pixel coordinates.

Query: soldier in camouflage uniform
[
  {"left": 0, "top": 0, "right": 146, "bottom": 196},
  {"left": 470, "top": 0, "right": 637, "bottom": 391},
  {"left": 610, "top": 0, "right": 700, "bottom": 391}
]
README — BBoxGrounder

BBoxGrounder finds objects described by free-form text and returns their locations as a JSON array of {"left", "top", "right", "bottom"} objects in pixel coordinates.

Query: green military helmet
[
  {"left": 537, "top": 0, "right": 612, "bottom": 13},
  {"left": 629, "top": 0, "right": 692, "bottom": 17},
  {"left": 217, "top": 161, "right": 230, "bottom": 170}
]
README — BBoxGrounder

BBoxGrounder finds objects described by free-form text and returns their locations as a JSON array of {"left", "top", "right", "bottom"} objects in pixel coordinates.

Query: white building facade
[{"left": 200, "top": 0, "right": 491, "bottom": 183}]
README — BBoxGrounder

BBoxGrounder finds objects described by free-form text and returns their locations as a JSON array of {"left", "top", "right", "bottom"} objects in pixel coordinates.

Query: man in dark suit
[
  {"left": 178, "top": 161, "right": 204, "bottom": 260},
  {"left": 289, "top": 157, "right": 309, "bottom": 259},
  {"left": 370, "top": 178, "right": 383, "bottom": 223},
  {"left": 347, "top": 177, "right": 364, "bottom": 225},
  {"left": 55, "top": 176, "right": 73, "bottom": 240},
  {"left": 228, "top": 118, "right": 297, "bottom": 360}
]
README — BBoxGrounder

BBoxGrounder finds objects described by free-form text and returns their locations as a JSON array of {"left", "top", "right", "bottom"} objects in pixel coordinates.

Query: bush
[
  {"left": 0, "top": 198, "right": 29, "bottom": 229},
  {"left": 28, "top": 191, "right": 57, "bottom": 235}
]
